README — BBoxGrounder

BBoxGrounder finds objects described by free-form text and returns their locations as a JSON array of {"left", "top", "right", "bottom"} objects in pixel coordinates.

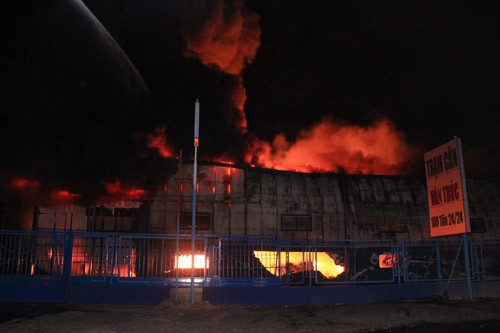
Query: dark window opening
[
  {"left": 281, "top": 214, "right": 312, "bottom": 231},
  {"left": 180, "top": 213, "right": 211, "bottom": 231},
  {"left": 86, "top": 206, "right": 141, "bottom": 217}
]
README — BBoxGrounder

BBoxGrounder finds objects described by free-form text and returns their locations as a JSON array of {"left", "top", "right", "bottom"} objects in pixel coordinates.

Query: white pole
[
  {"left": 174, "top": 150, "right": 182, "bottom": 303},
  {"left": 190, "top": 99, "right": 200, "bottom": 305}
]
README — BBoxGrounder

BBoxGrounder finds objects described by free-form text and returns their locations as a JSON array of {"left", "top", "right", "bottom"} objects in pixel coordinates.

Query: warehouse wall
[
  {"left": 32, "top": 161, "right": 500, "bottom": 241},
  {"left": 148, "top": 161, "right": 500, "bottom": 241}
]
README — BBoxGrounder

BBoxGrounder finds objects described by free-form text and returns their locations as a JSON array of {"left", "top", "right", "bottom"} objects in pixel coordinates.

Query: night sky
[{"left": 1, "top": 0, "right": 500, "bottom": 217}]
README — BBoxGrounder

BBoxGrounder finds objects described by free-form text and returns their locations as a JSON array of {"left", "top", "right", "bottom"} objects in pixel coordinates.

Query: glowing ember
[
  {"left": 53, "top": 190, "right": 77, "bottom": 198},
  {"left": 10, "top": 177, "right": 41, "bottom": 190},
  {"left": 253, "top": 251, "right": 344, "bottom": 279},
  {"left": 50, "top": 190, "right": 80, "bottom": 205},
  {"left": 105, "top": 181, "right": 146, "bottom": 200},
  {"left": 175, "top": 254, "right": 210, "bottom": 269},
  {"left": 379, "top": 253, "right": 397, "bottom": 268},
  {"left": 245, "top": 118, "right": 419, "bottom": 175}
]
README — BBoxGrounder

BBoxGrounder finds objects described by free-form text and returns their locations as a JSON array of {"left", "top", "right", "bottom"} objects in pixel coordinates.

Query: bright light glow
[
  {"left": 113, "top": 265, "right": 136, "bottom": 278},
  {"left": 175, "top": 254, "right": 209, "bottom": 269},
  {"left": 253, "top": 251, "right": 344, "bottom": 278},
  {"left": 379, "top": 253, "right": 396, "bottom": 268}
]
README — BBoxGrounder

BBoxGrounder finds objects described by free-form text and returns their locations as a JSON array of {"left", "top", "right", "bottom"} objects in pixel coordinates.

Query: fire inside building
[
  {"left": 2, "top": 160, "right": 500, "bottom": 305},
  {"left": 2, "top": 1, "right": 500, "bottom": 306},
  {"left": 32, "top": 160, "right": 499, "bottom": 239}
]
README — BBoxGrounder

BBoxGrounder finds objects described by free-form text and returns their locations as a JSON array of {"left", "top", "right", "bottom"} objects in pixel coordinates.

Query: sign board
[{"left": 424, "top": 137, "right": 470, "bottom": 237}]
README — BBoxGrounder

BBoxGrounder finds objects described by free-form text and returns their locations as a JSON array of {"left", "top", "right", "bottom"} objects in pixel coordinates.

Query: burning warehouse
[
  {"left": 3, "top": 1, "right": 500, "bottom": 306},
  {"left": 32, "top": 160, "right": 500, "bottom": 242},
  {"left": 5, "top": 0, "right": 500, "bottom": 241},
  {"left": 19, "top": 160, "right": 500, "bottom": 291}
]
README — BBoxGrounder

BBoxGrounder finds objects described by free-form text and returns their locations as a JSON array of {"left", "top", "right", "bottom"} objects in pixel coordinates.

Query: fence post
[
  {"left": 463, "top": 234, "right": 473, "bottom": 299},
  {"left": 62, "top": 231, "right": 74, "bottom": 282}
]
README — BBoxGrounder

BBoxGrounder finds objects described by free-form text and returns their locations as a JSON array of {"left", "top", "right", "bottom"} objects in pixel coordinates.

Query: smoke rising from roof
[
  {"left": 0, "top": 0, "right": 176, "bottom": 210},
  {"left": 1, "top": 0, "right": 423, "bottom": 229}
]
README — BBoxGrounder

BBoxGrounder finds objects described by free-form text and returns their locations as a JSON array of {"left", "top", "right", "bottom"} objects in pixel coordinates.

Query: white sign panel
[{"left": 424, "top": 137, "right": 470, "bottom": 237}]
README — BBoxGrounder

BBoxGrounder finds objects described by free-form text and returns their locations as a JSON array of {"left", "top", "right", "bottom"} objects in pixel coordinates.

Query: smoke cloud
[
  {"left": 175, "top": 0, "right": 261, "bottom": 136},
  {"left": 0, "top": 0, "right": 176, "bottom": 211},
  {"left": 1, "top": 0, "right": 421, "bottom": 229}
]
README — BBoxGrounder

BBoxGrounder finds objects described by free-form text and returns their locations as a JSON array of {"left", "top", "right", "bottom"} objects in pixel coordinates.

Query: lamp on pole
[{"left": 190, "top": 99, "right": 200, "bottom": 305}]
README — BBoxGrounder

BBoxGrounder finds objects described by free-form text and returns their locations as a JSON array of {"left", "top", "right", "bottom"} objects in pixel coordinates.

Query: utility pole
[
  {"left": 174, "top": 150, "right": 182, "bottom": 302},
  {"left": 190, "top": 99, "right": 200, "bottom": 305}
]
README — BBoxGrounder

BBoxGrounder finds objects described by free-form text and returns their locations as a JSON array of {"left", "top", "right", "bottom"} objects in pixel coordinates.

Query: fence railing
[{"left": 1, "top": 230, "right": 500, "bottom": 286}]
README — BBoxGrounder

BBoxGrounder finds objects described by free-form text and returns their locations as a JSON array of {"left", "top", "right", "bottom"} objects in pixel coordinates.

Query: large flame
[
  {"left": 167, "top": 1, "right": 418, "bottom": 176},
  {"left": 245, "top": 118, "right": 419, "bottom": 175},
  {"left": 7, "top": 1, "right": 421, "bottom": 219}
]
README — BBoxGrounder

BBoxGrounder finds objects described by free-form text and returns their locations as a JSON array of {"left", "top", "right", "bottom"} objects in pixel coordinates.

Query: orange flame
[
  {"left": 105, "top": 181, "right": 146, "bottom": 200},
  {"left": 254, "top": 251, "right": 344, "bottom": 279},
  {"left": 245, "top": 118, "right": 419, "bottom": 175},
  {"left": 10, "top": 177, "right": 82, "bottom": 207},
  {"left": 179, "top": 2, "right": 418, "bottom": 176},
  {"left": 145, "top": 126, "right": 174, "bottom": 158}
]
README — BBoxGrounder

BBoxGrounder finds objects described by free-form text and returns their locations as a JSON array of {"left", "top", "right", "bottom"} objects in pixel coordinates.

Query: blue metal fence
[{"left": 1, "top": 230, "right": 499, "bottom": 287}]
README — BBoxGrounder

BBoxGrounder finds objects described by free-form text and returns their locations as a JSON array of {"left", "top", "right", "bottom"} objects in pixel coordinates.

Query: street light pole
[
  {"left": 190, "top": 99, "right": 200, "bottom": 305},
  {"left": 174, "top": 150, "right": 182, "bottom": 303}
]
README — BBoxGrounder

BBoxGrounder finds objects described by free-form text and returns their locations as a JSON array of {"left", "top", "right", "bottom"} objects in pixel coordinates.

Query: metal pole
[
  {"left": 175, "top": 150, "right": 182, "bottom": 303},
  {"left": 463, "top": 233, "right": 473, "bottom": 300},
  {"left": 190, "top": 99, "right": 200, "bottom": 305}
]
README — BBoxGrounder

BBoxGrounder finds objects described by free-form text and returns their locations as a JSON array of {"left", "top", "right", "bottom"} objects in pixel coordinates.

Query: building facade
[{"left": 33, "top": 161, "right": 500, "bottom": 242}]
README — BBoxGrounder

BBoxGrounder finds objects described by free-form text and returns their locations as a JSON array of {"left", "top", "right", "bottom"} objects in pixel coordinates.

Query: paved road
[{"left": 1, "top": 298, "right": 500, "bottom": 332}]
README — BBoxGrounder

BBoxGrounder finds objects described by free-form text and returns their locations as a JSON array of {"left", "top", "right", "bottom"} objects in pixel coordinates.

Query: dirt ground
[{"left": 1, "top": 298, "right": 500, "bottom": 333}]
